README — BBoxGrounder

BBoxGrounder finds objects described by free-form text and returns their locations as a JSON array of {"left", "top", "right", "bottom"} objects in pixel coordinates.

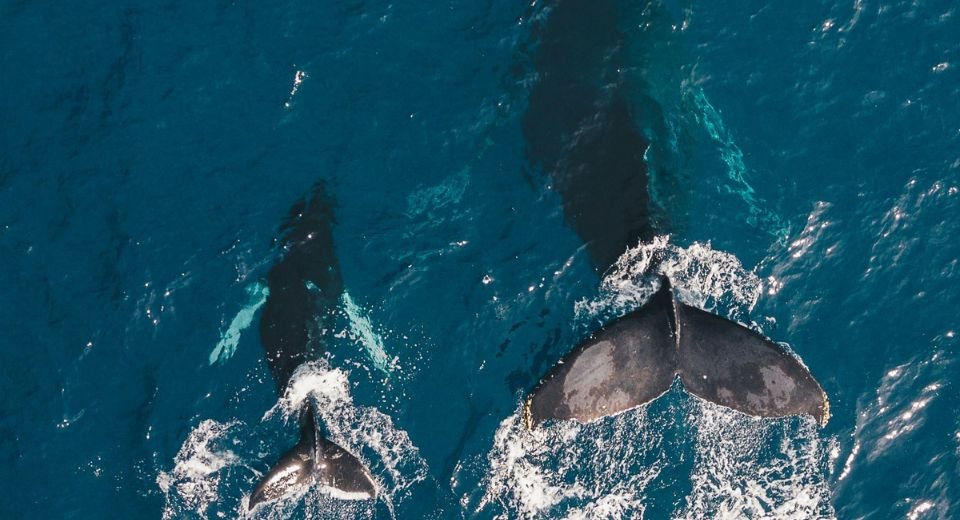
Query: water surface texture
[{"left": 1, "top": 1, "right": 958, "bottom": 518}]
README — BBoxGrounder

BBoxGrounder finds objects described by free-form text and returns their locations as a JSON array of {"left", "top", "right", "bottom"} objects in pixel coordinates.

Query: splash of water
[
  {"left": 678, "top": 402, "right": 835, "bottom": 519},
  {"left": 160, "top": 361, "right": 427, "bottom": 519},
  {"left": 575, "top": 235, "right": 763, "bottom": 323},
  {"left": 472, "top": 407, "right": 663, "bottom": 519},
  {"left": 471, "top": 240, "right": 831, "bottom": 518},
  {"left": 260, "top": 361, "right": 429, "bottom": 516},
  {"left": 157, "top": 419, "right": 245, "bottom": 519}
]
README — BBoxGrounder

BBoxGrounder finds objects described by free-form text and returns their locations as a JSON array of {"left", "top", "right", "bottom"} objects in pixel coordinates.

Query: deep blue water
[{"left": 2, "top": 0, "right": 959, "bottom": 518}]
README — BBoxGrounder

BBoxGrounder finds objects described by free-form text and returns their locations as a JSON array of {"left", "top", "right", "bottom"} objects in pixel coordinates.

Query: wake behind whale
[
  {"left": 248, "top": 183, "right": 377, "bottom": 509},
  {"left": 160, "top": 182, "right": 429, "bottom": 517},
  {"left": 520, "top": 0, "right": 827, "bottom": 430}
]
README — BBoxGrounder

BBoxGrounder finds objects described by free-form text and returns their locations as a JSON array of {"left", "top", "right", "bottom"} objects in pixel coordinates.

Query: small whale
[
  {"left": 521, "top": 0, "right": 828, "bottom": 427},
  {"left": 249, "top": 182, "right": 377, "bottom": 510}
]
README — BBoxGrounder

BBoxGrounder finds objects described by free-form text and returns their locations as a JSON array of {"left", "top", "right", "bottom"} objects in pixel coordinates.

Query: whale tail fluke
[
  {"left": 674, "top": 299, "right": 829, "bottom": 425},
  {"left": 524, "top": 277, "right": 828, "bottom": 429},
  {"left": 248, "top": 405, "right": 377, "bottom": 511}
]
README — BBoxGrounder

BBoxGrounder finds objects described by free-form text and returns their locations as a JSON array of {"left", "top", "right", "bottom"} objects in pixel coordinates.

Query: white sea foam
[
  {"left": 678, "top": 401, "right": 835, "bottom": 519},
  {"left": 473, "top": 408, "right": 663, "bottom": 519},
  {"left": 158, "top": 419, "right": 244, "bottom": 519},
  {"left": 258, "top": 360, "right": 428, "bottom": 516},
  {"left": 263, "top": 362, "right": 353, "bottom": 422},
  {"left": 475, "top": 402, "right": 833, "bottom": 519},
  {"left": 473, "top": 240, "right": 831, "bottom": 518},
  {"left": 576, "top": 235, "right": 762, "bottom": 322},
  {"left": 160, "top": 361, "right": 427, "bottom": 519},
  {"left": 283, "top": 69, "right": 307, "bottom": 108}
]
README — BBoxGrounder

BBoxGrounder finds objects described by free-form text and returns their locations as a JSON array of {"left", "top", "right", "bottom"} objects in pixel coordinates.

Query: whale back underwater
[
  {"left": 249, "top": 183, "right": 376, "bottom": 510},
  {"left": 520, "top": 0, "right": 827, "bottom": 428},
  {"left": 243, "top": 0, "right": 827, "bottom": 510},
  {"left": 4, "top": 0, "right": 959, "bottom": 516}
]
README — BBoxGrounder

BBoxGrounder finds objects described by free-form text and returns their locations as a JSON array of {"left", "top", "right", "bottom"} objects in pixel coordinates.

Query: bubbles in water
[
  {"left": 471, "top": 407, "right": 664, "bottom": 519},
  {"left": 471, "top": 396, "right": 832, "bottom": 519},
  {"left": 468, "top": 240, "right": 832, "bottom": 518},
  {"left": 160, "top": 361, "right": 428, "bottom": 519},
  {"left": 679, "top": 402, "right": 835, "bottom": 520},
  {"left": 157, "top": 419, "right": 244, "bottom": 519},
  {"left": 264, "top": 361, "right": 429, "bottom": 516},
  {"left": 576, "top": 235, "right": 763, "bottom": 322}
]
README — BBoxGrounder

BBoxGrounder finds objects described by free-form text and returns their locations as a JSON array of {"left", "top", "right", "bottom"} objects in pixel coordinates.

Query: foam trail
[
  {"left": 678, "top": 401, "right": 835, "bottom": 519},
  {"left": 341, "top": 291, "right": 395, "bottom": 375},
  {"left": 260, "top": 361, "right": 429, "bottom": 515},
  {"left": 576, "top": 235, "right": 763, "bottom": 323},
  {"left": 590, "top": 241, "right": 831, "bottom": 518},
  {"left": 209, "top": 282, "right": 269, "bottom": 365},
  {"left": 157, "top": 419, "right": 244, "bottom": 519},
  {"left": 690, "top": 87, "right": 790, "bottom": 242},
  {"left": 470, "top": 406, "right": 665, "bottom": 519},
  {"left": 160, "top": 361, "right": 427, "bottom": 519},
  {"left": 474, "top": 241, "right": 830, "bottom": 518}
]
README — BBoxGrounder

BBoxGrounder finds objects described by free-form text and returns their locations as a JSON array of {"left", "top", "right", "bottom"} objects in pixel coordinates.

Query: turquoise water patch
[
  {"left": 691, "top": 88, "right": 791, "bottom": 243},
  {"left": 342, "top": 292, "right": 394, "bottom": 376},
  {"left": 208, "top": 282, "right": 269, "bottom": 365},
  {"left": 3, "top": 0, "right": 959, "bottom": 517}
]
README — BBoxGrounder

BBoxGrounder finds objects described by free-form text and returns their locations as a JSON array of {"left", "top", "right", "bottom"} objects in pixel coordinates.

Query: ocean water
[{"left": 1, "top": 0, "right": 958, "bottom": 518}]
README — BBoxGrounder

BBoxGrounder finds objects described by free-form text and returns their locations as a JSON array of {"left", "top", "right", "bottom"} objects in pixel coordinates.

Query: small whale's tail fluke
[
  {"left": 524, "top": 277, "right": 828, "bottom": 429},
  {"left": 248, "top": 405, "right": 377, "bottom": 511}
]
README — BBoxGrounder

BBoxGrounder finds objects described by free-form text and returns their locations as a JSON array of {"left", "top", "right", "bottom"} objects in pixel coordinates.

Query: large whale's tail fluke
[
  {"left": 248, "top": 405, "right": 377, "bottom": 510},
  {"left": 524, "top": 277, "right": 828, "bottom": 429},
  {"left": 674, "top": 299, "right": 829, "bottom": 425}
]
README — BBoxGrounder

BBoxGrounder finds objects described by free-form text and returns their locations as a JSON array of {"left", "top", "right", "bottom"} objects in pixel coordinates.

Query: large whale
[
  {"left": 248, "top": 182, "right": 377, "bottom": 509},
  {"left": 520, "top": 0, "right": 828, "bottom": 428}
]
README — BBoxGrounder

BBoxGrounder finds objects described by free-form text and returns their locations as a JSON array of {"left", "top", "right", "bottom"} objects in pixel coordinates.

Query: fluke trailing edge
[
  {"left": 524, "top": 277, "right": 829, "bottom": 429},
  {"left": 521, "top": 0, "right": 828, "bottom": 427},
  {"left": 249, "top": 182, "right": 376, "bottom": 510}
]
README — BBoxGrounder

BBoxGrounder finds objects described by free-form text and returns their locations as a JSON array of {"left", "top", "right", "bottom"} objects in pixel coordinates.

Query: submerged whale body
[
  {"left": 249, "top": 182, "right": 376, "bottom": 510},
  {"left": 522, "top": 0, "right": 828, "bottom": 426}
]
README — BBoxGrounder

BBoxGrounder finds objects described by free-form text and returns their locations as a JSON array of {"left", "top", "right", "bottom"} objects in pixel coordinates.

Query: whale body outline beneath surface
[
  {"left": 519, "top": 0, "right": 828, "bottom": 428},
  {"left": 247, "top": 182, "right": 377, "bottom": 510}
]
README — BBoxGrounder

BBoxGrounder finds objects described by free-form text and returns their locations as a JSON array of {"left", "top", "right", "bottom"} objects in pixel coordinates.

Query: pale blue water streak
[{"left": 0, "top": 1, "right": 958, "bottom": 519}]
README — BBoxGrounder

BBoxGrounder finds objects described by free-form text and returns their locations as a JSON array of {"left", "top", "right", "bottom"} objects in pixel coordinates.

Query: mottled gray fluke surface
[
  {"left": 521, "top": 0, "right": 827, "bottom": 431},
  {"left": 525, "top": 278, "right": 829, "bottom": 428}
]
